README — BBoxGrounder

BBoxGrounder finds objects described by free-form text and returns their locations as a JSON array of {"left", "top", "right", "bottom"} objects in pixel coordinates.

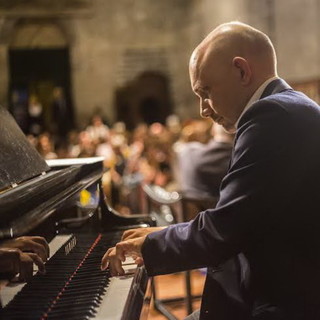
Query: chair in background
[
  {"left": 141, "top": 184, "right": 183, "bottom": 320},
  {"left": 142, "top": 183, "right": 182, "bottom": 225},
  {"left": 178, "top": 193, "right": 218, "bottom": 314}
]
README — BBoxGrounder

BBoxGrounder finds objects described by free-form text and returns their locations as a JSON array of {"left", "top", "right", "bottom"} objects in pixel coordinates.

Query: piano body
[{"left": 0, "top": 106, "right": 154, "bottom": 320}]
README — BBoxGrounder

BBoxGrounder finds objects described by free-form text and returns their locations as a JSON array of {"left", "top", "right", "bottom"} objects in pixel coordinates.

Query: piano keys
[
  {"left": 1, "top": 234, "right": 151, "bottom": 320},
  {"left": 0, "top": 106, "right": 154, "bottom": 319}
]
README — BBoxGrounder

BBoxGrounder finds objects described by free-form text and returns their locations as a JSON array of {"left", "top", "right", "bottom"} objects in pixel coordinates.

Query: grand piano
[{"left": 0, "top": 106, "right": 155, "bottom": 320}]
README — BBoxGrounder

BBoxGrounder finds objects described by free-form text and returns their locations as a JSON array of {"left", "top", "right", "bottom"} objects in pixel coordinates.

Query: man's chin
[
  {"left": 210, "top": 116, "right": 236, "bottom": 133},
  {"left": 221, "top": 122, "right": 236, "bottom": 134}
]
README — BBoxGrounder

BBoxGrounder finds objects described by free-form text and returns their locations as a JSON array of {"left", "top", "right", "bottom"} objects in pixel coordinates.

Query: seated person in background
[
  {"left": 177, "top": 123, "right": 234, "bottom": 200},
  {"left": 0, "top": 236, "right": 49, "bottom": 282}
]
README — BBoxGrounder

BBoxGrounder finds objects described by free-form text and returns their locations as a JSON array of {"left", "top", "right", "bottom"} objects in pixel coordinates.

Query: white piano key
[
  {"left": 94, "top": 266, "right": 137, "bottom": 320},
  {"left": 49, "top": 234, "right": 73, "bottom": 257}
]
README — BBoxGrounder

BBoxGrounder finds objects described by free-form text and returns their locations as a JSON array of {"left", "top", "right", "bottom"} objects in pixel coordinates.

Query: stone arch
[
  {"left": 0, "top": 17, "right": 74, "bottom": 48},
  {"left": 115, "top": 71, "right": 173, "bottom": 130},
  {"left": 10, "top": 19, "right": 68, "bottom": 49}
]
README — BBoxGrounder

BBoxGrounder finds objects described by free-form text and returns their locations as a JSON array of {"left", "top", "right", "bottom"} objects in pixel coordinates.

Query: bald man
[{"left": 102, "top": 22, "right": 320, "bottom": 319}]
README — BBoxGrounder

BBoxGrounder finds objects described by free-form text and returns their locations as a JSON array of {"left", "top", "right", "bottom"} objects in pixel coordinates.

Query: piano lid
[{"left": 0, "top": 106, "right": 50, "bottom": 191}]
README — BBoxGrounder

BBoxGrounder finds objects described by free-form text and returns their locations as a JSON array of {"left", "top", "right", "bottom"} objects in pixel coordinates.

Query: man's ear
[{"left": 233, "top": 57, "right": 251, "bottom": 85}]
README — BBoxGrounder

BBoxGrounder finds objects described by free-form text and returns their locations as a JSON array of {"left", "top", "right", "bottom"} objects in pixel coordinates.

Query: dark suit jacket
[{"left": 142, "top": 79, "right": 320, "bottom": 319}]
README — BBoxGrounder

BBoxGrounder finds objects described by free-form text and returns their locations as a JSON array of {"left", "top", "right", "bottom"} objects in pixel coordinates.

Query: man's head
[{"left": 189, "top": 21, "right": 277, "bottom": 132}]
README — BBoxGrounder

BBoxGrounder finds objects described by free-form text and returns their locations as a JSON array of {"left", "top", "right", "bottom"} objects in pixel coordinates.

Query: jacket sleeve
[{"left": 142, "top": 100, "right": 292, "bottom": 276}]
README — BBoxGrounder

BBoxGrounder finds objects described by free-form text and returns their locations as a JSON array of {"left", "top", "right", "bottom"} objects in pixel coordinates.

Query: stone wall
[
  {"left": 247, "top": 0, "right": 320, "bottom": 83},
  {"left": 70, "top": 0, "right": 203, "bottom": 126},
  {"left": 0, "top": 0, "right": 320, "bottom": 128}
]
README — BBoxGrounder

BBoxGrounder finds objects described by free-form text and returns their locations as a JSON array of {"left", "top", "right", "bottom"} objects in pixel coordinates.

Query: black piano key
[{"left": 43, "top": 295, "right": 102, "bottom": 307}]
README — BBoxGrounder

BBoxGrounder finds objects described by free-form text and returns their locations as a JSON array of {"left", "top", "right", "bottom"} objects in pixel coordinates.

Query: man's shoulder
[
  {"left": 239, "top": 89, "right": 320, "bottom": 127},
  {"left": 262, "top": 88, "right": 317, "bottom": 107},
  {"left": 235, "top": 88, "right": 320, "bottom": 153},
  {"left": 238, "top": 96, "right": 289, "bottom": 130}
]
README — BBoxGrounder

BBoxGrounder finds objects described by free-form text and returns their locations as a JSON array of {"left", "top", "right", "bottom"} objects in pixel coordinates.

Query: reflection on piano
[{"left": 0, "top": 106, "right": 155, "bottom": 320}]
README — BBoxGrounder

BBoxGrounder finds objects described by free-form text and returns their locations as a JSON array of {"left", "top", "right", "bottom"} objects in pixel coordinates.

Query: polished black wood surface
[
  {"left": 0, "top": 160, "right": 103, "bottom": 240},
  {"left": 0, "top": 106, "right": 49, "bottom": 191}
]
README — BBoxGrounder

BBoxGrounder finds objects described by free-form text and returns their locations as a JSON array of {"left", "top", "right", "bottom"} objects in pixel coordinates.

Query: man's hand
[
  {"left": 121, "top": 226, "right": 166, "bottom": 241},
  {"left": 0, "top": 236, "right": 49, "bottom": 282},
  {"left": 101, "top": 236, "right": 146, "bottom": 276},
  {"left": 0, "top": 236, "right": 49, "bottom": 262},
  {"left": 0, "top": 248, "right": 45, "bottom": 281}
]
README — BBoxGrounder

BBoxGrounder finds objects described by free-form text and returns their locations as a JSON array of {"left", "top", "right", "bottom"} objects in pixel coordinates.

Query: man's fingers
[
  {"left": 121, "top": 230, "right": 134, "bottom": 241},
  {"left": 115, "top": 243, "right": 127, "bottom": 262},
  {"left": 28, "top": 253, "right": 45, "bottom": 274},
  {"left": 18, "top": 253, "right": 34, "bottom": 282},
  {"left": 30, "top": 237, "right": 50, "bottom": 259},
  {"left": 101, "top": 237, "right": 146, "bottom": 277},
  {"left": 0, "top": 248, "right": 46, "bottom": 282},
  {"left": 3, "top": 236, "right": 49, "bottom": 262},
  {"left": 134, "top": 257, "right": 144, "bottom": 266},
  {"left": 101, "top": 247, "right": 125, "bottom": 276},
  {"left": 111, "top": 259, "right": 125, "bottom": 277},
  {"left": 22, "top": 240, "right": 48, "bottom": 262},
  {"left": 101, "top": 248, "right": 113, "bottom": 270},
  {"left": 10, "top": 251, "right": 20, "bottom": 274},
  {"left": 0, "top": 249, "right": 20, "bottom": 275}
]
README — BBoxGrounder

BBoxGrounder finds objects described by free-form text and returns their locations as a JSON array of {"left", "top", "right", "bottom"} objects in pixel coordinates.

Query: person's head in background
[
  {"left": 189, "top": 21, "right": 277, "bottom": 133},
  {"left": 180, "top": 119, "right": 212, "bottom": 144}
]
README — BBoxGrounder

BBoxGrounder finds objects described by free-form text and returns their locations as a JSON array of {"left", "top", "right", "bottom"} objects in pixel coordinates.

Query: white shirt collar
[{"left": 235, "top": 76, "right": 279, "bottom": 128}]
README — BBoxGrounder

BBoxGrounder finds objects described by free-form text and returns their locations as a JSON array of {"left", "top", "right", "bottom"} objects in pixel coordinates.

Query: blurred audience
[
  {"left": 28, "top": 94, "right": 43, "bottom": 136},
  {"left": 86, "top": 115, "right": 110, "bottom": 144},
  {"left": 37, "top": 133, "right": 57, "bottom": 160},
  {"left": 30, "top": 113, "right": 227, "bottom": 213}
]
